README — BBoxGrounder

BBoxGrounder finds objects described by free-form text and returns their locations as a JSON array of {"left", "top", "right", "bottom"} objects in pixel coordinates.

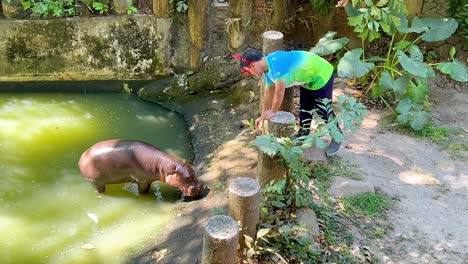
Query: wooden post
[
  {"left": 201, "top": 215, "right": 239, "bottom": 264},
  {"left": 1, "top": 0, "right": 25, "bottom": 18},
  {"left": 272, "top": 0, "right": 287, "bottom": 31},
  {"left": 257, "top": 111, "right": 295, "bottom": 187},
  {"left": 153, "top": 0, "right": 170, "bottom": 17},
  {"left": 188, "top": 0, "right": 209, "bottom": 69},
  {"left": 228, "top": 0, "right": 253, "bottom": 50},
  {"left": 228, "top": 177, "right": 261, "bottom": 250},
  {"left": 259, "top": 31, "right": 294, "bottom": 115}
]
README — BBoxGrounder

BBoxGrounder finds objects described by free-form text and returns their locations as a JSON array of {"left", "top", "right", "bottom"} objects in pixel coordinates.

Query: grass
[
  {"left": 311, "top": 157, "right": 363, "bottom": 188},
  {"left": 381, "top": 116, "right": 468, "bottom": 160},
  {"left": 342, "top": 193, "right": 389, "bottom": 218}
]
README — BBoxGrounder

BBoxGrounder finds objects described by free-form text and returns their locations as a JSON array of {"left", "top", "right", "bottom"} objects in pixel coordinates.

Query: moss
[
  {"left": 109, "top": 18, "right": 161, "bottom": 76},
  {"left": 81, "top": 34, "right": 115, "bottom": 69},
  {"left": 5, "top": 20, "right": 77, "bottom": 73}
]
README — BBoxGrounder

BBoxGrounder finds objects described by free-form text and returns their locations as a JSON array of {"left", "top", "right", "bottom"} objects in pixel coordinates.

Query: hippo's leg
[
  {"left": 137, "top": 181, "right": 152, "bottom": 194},
  {"left": 90, "top": 180, "right": 105, "bottom": 193}
]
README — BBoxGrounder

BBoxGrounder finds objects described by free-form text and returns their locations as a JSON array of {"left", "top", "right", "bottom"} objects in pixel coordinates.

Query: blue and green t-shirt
[{"left": 264, "top": 51, "right": 334, "bottom": 90}]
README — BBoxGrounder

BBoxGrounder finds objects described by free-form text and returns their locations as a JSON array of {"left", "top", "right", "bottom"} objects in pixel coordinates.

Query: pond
[{"left": 0, "top": 92, "right": 193, "bottom": 263}]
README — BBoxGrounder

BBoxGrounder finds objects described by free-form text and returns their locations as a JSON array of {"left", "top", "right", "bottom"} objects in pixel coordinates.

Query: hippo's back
[{"left": 78, "top": 139, "right": 159, "bottom": 181}]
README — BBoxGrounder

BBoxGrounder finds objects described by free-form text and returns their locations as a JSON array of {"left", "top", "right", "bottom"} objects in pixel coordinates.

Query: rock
[
  {"left": 329, "top": 177, "right": 375, "bottom": 198},
  {"left": 301, "top": 146, "right": 328, "bottom": 165},
  {"left": 295, "top": 208, "right": 320, "bottom": 252},
  {"left": 296, "top": 209, "right": 320, "bottom": 237}
]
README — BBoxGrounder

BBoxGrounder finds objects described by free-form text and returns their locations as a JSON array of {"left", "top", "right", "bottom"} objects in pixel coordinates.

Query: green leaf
[
  {"left": 397, "top": 51, "right": 435, "bottom": 78},
  {"left": 252, "top": 135, "right": 280, "bottom": 156},
  {"left": 375, "top": 0, "right": 389, "bottom": 7},
  {"left": 412, "top": 17, "right": 459, "bottom": 42},
  {"left": 345, "top": 3, "right": 360, "bottom": 17},
  {"left": 310, "top": 32, "right": 350, "bottom": 56},
  {"left": 329, "top": 124, "right": 345, "bottom": 142},
  {"left": 449, "top": 46, "right": 456, "bottom": 60},
  {"left": 393, "top": 73, "right": 411, "bottom": 99},
  {"left": 409, "top": 45, "right": 423, "bottom": 62},
  {"left": 396, "top": 98, "right": 412, "bottom": 124},
  {"left": 372, "top": 84, "right": 383, "bottom": 98},
  {"left": 257, "top": 228, "right": 271, "bottom": 239},
  {"left": 338, "top": 49, "right": 375, "bottom": 78},
  {"left": 246, "top": 247, "right": 255, "bottom": 258},
  {"left": 315, "top": 138, "right": 327, "bottom": 149},
  {"left": 272, "top": 200, "right": 286, "bottom": 208},
  {"left": 32, "top": 2, "right": 48, "bottom": 14},
  {"left": 407, "top": 81, "right": 429, "bottom": 105},
  {"left": 397, "top": 15, "right": 426, "bottom": 33},
  {"left": 379, "top": 71, "right": 394, "bottom": 92},
  {"left": 436, "top": 59, "right": 468, "bottom": 82},
  {"left": 394, "top": 40, "right": 412, "bottom": 51},
  {"left": 409, "top": 110, "right": 429, "bottom": 130},
  {"left": 348, "top": 14, "right": 364, "bottom": 26}
]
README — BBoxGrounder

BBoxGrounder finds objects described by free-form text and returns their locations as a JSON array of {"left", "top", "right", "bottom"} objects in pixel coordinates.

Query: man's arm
[
  {"left": 270, "top": 79, "right": 286, "bottom": 113},
  {"left": 262, "top": 84, "right": 274, "bottom": 114}
]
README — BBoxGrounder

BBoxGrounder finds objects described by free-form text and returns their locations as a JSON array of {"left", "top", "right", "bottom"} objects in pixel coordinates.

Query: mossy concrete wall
[{"left": 0, "top": 16, "right": 173, "bottom": 81}]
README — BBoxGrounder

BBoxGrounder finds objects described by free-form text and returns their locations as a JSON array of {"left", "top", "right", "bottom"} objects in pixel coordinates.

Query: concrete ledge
[{"left": 0, "top": 16, "right": 172, "bottom": 81}]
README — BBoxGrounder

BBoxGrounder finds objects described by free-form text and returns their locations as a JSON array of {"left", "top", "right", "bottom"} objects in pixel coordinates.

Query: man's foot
[{"left": 326, "top": 139, "right": 342, "bottom": 156}]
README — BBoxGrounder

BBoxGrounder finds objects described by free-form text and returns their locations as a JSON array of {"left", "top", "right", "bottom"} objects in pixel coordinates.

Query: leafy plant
[
  {"left": 81, "top": 0, "right": 109, "bottom": 14},
  {"left": 20, "top": 0, "right": 113, "bottom": 17},
  {"left": 21, "top": 0, "right": 76, "bottom": 17},
  {"left": 448, "top": 0, "right": 468, "bottom": 45},
  {"left": 322, "top": 1, "right": 467, "bottom": 130},
  {"left": 126, "top": 0, "right": 137, "bottom": 14},
  {"left": 309, "top": 0, "right": 336, "bottom": 15},
  {"left": 345, "top": 0, "right": 408, "bottom": 42},
  {"left": 244, "top": 96, "right": 368, "bottom": 262},
  {"left": 169, "top": 0, "right": 187, "bottom": 13}
]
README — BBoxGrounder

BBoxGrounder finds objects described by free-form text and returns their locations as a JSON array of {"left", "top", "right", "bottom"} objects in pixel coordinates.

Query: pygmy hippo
[{"left": 78, "top": 139, "right": 203, "bottom": 198}]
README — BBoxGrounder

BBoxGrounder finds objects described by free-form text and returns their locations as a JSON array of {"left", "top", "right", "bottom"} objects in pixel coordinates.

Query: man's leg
[
  {"left": 298, "top": 76, "right": 334, "bottom": 136},
  {"left": 298, "top": 75, "right": 342, "bottom": 155}
]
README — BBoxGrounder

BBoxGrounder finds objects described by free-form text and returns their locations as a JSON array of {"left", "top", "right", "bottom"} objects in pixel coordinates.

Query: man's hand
[
  {"left": 335, "top": 0, "right": 349, "bottom": 7},
  {"left": 255, "top": 116, "right": 264, "bottom": 129},
  {"left": 255, "top": 110, "right": 277, "bottom": 129},
  {"left": 262, "top": 110, "right": 277, "bottom": 120}
]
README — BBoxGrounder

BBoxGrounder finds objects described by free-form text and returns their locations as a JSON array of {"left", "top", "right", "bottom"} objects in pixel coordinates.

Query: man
[{"left": 233, "top": 48, "right": 342, "bottom": 156}]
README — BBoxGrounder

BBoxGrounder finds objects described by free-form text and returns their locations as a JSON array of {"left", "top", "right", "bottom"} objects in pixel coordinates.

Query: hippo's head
[{"left": 166, "top": 164, "right": 203, "bottom": 198}]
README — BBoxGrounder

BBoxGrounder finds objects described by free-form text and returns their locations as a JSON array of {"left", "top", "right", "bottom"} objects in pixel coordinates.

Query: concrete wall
[{"left": 0, "top": 15, "right": 173, "bottom": 81}]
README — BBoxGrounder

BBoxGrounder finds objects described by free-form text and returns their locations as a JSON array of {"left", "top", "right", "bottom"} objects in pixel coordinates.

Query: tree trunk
[
  {"left": 228, "top": 0, "right": 253, "bottom": 51},
  {"left": 272, "top": 0, "right": 287, "bottom": 31},
  {"left": 153, "top": 0, "right": 170, "bottom": 17},
  {"left": 405, "top": 0, "right": 423, "bottom": 21},
  {"left": 188, "top": 0, "right": 209, "bottom": 69}
]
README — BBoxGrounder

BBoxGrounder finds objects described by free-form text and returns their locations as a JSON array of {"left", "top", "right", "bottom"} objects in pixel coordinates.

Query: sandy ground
[
  {"left": 129, "top": 76, "right": 467, "bottom": 264},
  {"left": 336, "top": 75, "right": 468, "bottom": 263}
]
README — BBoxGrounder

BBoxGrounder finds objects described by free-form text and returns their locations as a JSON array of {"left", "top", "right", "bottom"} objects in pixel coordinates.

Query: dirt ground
[
  {"left": 337, "top": 75, "right": 468, "bottom": 263},
  {"left": 129, "top": 75, "right": 467, "bottom": 264}
]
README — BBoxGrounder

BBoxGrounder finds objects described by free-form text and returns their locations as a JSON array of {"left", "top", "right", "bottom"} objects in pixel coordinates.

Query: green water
[{"left": 0, "top": 93, "right": 193, "bottom": 264}]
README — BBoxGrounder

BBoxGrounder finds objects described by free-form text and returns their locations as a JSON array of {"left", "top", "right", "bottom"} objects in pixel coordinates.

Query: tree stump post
[
  {"left": 257, "top": 111, "right": 296, "bottom": 187},
  {"left": 153, "top": 0, "right": 170, "bottom": 17},
  {"left": 228, "top": 177, "right": 261, "bottom": 251},
  {"left": 201, "top": 215, "right": 239, "bottom": 264},
  {"left": 259, "top": 31, "right": 294, "bottom": 115},
  {"left": 1, "top": 0, "right": 25, "bottom": 18}
]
